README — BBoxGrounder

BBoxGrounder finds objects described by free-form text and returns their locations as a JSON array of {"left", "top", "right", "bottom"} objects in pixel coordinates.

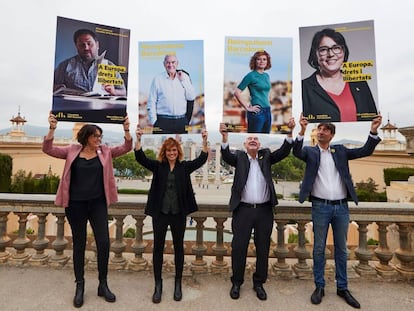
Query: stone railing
[{"left": 0, "top": 193, "right": 414, "bottom": 281}]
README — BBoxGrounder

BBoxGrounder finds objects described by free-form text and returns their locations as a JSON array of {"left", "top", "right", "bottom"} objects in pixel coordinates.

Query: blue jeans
[
  {"left": 247, "top": 107, "right": 271, "bottom": 133},
  {"left": 312, "top": 201, "right": 349, "bottom": 290}
]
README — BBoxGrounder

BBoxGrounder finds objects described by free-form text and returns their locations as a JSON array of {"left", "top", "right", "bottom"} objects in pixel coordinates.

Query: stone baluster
[
  {"left": 394, "top": 222, "right": 414, "bottom": 279},
  {"left": 0, "top": 212, "right": 11, "bottom": 263},
  {"left": 272, "top": 220, "right": 292, "bottom": 279},
  {"left": 354, "top": 221, "right": 376, "bottom": 277},
  {"left": 10, "top": 212, "right": 31, "bottom": 264},
  {"left": 129, "top": 215, "right": 148, "bottom": 271},
  {"left": 191, "top": 216, "right": 208, "bottom": 273},
  {"left": 50, "top": 213, "right": 69, "bottom": 266},
  {"left": 292, "top": 221, "right": 312, "bottom": 279},
  {"left": 30, "top": 213, "right": 50, "bottom": 265},
  {"left": 110, "top": 215, "right": 126, "bottom": 269},
  {"left": 211, "top": 217, "right": 229, "bottom": 273},
  {"left": 374, "top": 222, "right": 398, "bottom": 279}
]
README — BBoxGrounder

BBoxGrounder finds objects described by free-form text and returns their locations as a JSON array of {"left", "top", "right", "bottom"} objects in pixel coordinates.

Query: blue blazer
[
  {"left": 293, "top": 136, "right": 381, "bottom": 204},
  {"left": 221, "top": 139, "right": 293, "bottom": 211}
]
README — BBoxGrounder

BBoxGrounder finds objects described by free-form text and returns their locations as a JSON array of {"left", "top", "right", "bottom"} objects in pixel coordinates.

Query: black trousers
[
  {"left": 154, "top": 116, "right": 187, "bottom": 134},
  {"left": 152, "top": 213, "right": 186, "bottom": 281},
  {"left": 231, "top": 203, "right": 273, "bottom": 286},
  {"left": 65, "top": 197, "right": 109, "bottom": 282}
]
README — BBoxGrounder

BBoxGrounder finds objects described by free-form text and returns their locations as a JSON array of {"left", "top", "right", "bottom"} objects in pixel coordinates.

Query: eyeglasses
[
  {"left": 317, "top": 45, "right": 343, "bottom": 56},
  {"left": 92, "top": 134, "right": 103, "bottom": 139}
]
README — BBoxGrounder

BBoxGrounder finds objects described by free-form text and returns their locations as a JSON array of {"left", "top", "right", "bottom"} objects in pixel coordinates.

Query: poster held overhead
[
  {"left": 52, "top": 16, "right": 130, "bottom": 124},
  {"left": 299, "top": 20, "right": 379, "bottom": 123}
]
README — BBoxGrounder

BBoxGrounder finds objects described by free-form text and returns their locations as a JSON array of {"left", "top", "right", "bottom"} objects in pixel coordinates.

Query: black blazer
[
  {"left": 302, "top": 72, "right": 378, "bottom": 122},
  {"left": 135, "top": 148, "right": 208, "bottom": 218},
  {"left": 221, "top": 139, "right": 293, "bottom": 211}
]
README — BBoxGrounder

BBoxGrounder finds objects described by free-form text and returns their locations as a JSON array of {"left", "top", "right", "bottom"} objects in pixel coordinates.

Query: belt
[
  {"left": 311, "top": 196, "right": 347, "bottom": 205},
  {"left": 239, "top": 201, "right": 270, "bottom": 209},
  {"left": 157, "top": 114, "right": 186, "bottom": 120}
]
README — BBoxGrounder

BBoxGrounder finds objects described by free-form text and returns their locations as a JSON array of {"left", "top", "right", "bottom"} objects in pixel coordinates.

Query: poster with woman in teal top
[{"left": 223, "top": 36, "right": 293, "bottom": 134}]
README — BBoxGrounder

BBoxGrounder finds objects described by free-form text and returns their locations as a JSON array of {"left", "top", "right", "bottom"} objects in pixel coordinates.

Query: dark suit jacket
[
  {"left": 221, "top": 139, "right": 293, "bottom": 211},
  {"left": 293, "top": 135, "right": 381, "bottom": 204},
  {"left": 302, "top": 72, "right": 378, "bottom": 122},
  {"left": 135, "top": 148, "right": 208, "bottom": 218}
]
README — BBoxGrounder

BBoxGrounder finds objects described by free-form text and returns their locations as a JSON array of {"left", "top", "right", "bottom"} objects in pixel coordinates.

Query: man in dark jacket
[
  {"left": 219, "top": 118, "right": 295, "bottom": 301},
  {"left": 293, "top": 113, "right": 382, "bottom": 309}
]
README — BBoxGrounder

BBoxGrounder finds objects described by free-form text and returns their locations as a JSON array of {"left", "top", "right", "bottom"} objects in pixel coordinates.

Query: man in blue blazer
[
  {"left": 220, "top": 118, "right": 295, "bottom": 301},
  {"left": 293, "top": 114, "right": 382, "bottom": 309}
]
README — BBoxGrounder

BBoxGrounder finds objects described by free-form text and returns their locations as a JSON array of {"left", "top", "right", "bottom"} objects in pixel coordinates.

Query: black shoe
[
  {"left": 173, "top": 279, "right": 182, "bottom": 301},
  {"left": 97, "top": 280, "right": 116, "bottom": 303},
  {"left": 253, "top": 284, "right": 267, "bottom": 301},
  {"left": 152, "top": 280, "right": 162, "bottom": 304},
  {"left": 73, "top": 280, "right": 84, "bottom": 308},
  {"left": 337, "top": 289, "right": 360, "bottom": 309},
  {"left": 230, "top": 284, "right": 241, "bottom": 299},
  {"left": 311, "top": 287, "right": 324, "bottom": 305}
]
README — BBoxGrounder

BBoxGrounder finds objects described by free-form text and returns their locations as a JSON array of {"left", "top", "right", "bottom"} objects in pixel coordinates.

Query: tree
[
  {"left": 0, "top": 153, "right": 12, "bottom": 192},
  {"left": 112, "top": 149, "right": 156, "bottom": 178},
  {"left": 271, "top": 154, "right": 305, "bottom": 182}
]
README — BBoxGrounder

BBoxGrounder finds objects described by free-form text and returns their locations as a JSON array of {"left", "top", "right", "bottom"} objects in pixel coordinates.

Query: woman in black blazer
[{"left": 134, "top": 128, "right": 209, "bottom": 304}]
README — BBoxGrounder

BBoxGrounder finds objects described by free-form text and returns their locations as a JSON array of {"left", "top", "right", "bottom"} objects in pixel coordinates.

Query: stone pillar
[
  {"left": 354, "top": 221, "right": 377, "bottom": 277},
  {"left": 292, "top": 221, "right": 312, "bottom": 279},
  {"left": 0, "top": 212, "right": 11, "bottom": 263},
  {"left": 398, "top": 126, "right": 414, "bottom": 155},
  {"left": 110, "top": 215, "right": 127, "bottom": 269},
  {"left": 374, "top": 222, "right": 398, "bottom": 279},
  {"left": 10, "top": 212, "right": 31, "bottom": 264},
  {"left": 129, "top": 215, "right": 148, "bottom": 271},
  {"left": 211, "top": 217, "right": 229, "bottom": 273},
  {"left": 30, "top": 213, "right": 50, "bottom": 265},
  {"left": 394, "top": 223, "right": 414, "bottom": 280},
  {"left": 272, "top": 220, "right": 292, "bottom": 279},
  {"left": 50, "top": 213, "right": 69, "bottom": 266},
  {"left": 191, "top": 217, "right": 208, "bottom": 273}
]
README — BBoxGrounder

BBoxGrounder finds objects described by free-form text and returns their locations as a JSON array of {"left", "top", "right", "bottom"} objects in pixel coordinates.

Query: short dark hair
[
  {"left": 249, "top": 50, "right": 271, "bottom": 70},
  {"left": 73, "top": 29, "right": 98, "bottom": 44},
  {"left": 77, "top": 124, "right": 103, "bottom": 146},
  {"left": 317, "top": 122, "right": 336, "bottom": 135},
  {"left": 307, "top": 28, "right": 349, "bottom": 70}
]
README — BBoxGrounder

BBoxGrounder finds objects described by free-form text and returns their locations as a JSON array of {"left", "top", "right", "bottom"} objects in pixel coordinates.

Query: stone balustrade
[{"left": 0, "top": 193, "right": 414, "bottom": 281}]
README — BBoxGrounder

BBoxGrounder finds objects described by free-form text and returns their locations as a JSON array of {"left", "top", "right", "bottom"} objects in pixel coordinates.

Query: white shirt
[
  {"left": 221, "top": 142, "right": 270, "bottom": 204},
  {"left": 312, "top": 145, "right": 347, "bottom": 200},
  {"left": 147, "top": 72, "right": 196, "bottom": 124}
]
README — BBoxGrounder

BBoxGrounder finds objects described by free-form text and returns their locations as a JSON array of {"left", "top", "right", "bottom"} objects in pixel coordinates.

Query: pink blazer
[{"left": 42, "top": 137, "right": 132, "bottom": 208}]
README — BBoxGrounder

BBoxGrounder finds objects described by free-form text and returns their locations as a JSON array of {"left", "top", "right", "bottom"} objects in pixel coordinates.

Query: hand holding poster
[
  {"left": 299, "top": 20, "right": 379, "bottom": 123},
  {"left": 52, "top": 16, "right": 130, "bottom": 124}
]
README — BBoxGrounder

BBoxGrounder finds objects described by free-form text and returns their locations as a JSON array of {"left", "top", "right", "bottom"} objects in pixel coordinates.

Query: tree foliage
[
  {"left": 0, "top": 153, "right": 12, "bottom": 192},
  {"left": 271, "top": 154, "right": 305, "bottom": 182},
  {"left": 355, "top": 177, "right": 387, "bottom": 202},
  {"left": 10, "top": 170, "right": 60, "bottom": 194},
  {"left": 112, "top": 149, "right": 156, "bottom": 178}
]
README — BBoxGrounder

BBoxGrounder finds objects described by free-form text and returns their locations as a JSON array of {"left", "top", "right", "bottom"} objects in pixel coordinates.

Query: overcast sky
[{"left": 1, "top": 0, "right": 413, "bottom": 142}]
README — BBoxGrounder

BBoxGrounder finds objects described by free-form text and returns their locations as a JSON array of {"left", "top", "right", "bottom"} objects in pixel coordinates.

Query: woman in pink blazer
[{"left": 42, "top": 113, "right": 132, "bottom": 308}]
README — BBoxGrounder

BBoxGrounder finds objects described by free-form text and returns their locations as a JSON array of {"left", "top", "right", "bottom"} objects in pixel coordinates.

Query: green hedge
[
  {"left": 117, "top": 188, "right": 149, "bottom": 195},
  {"left": 383, "top": 167, "right": 414, "bottom": 186}
]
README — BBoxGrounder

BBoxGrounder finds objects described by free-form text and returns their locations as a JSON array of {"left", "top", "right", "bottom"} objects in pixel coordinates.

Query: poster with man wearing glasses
[
  {"left": 52, "top": 16, "right": 130, "bottom": 124},
  {"left": 299, "top": 20, "right": 379, "bottom": 123}
]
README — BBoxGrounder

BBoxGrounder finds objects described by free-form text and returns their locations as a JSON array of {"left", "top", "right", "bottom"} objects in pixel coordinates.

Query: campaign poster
[
  {"left": 299, "top": 20, "right": 379, "bottom": 123},
  {"left": 138, "top": 40, "right": 205, "bottom": 134},
  {"left": 52, "top": 16, "right": 130, "bottom": 124},
  {"left": 223, "top": 36, "right": 293, "bottom": 134}
]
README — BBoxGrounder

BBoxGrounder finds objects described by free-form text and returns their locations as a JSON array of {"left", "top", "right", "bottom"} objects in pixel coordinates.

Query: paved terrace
[
  {"left": 1, "top": 262, "right": 414, "bottom": 311},
  {"left": 1, "top": 182, "right": 414, "bottom": 310}
]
